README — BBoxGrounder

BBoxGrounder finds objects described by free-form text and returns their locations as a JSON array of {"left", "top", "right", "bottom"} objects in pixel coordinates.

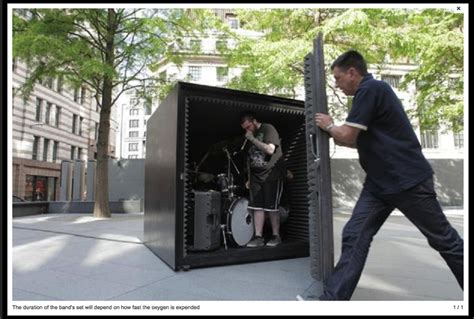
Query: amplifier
[{"left": 193, "top": 191, "right": 221, "bottom": 251}]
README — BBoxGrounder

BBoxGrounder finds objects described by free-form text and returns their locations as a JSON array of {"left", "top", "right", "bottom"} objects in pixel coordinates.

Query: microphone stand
[{"left": 223, "top": 147, "right": 241, "bottom": 176}]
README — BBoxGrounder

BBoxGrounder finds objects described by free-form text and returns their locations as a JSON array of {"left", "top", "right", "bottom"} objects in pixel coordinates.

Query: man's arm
[
  {"left": 329, "top": 126, "right": 359, "bottom": 148},
  {"left": 315, "top": 113, "right": 361, "bottom": 149},
  {"left": 245, "top": 130, "right": 276, "bottom": 155}
]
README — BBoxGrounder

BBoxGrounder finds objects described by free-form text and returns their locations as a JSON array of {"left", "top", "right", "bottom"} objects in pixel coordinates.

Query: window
[
  {"left": 129, "top": 108, "right": 139, "bottom": 116},
  {"left": 225, "top": 13, "right": 239, "bottom": 29},
  {"left": 32, "top": 136, "right": 40, "bottom": 160},
  {"left": 52, "top": 141, "right": 59, "bottom": 162},
  {"left": 45, "top": 102, "right": 52, "bottom": 125},
  {"left": 420, "top": 129, "right": 439, "bottom": 149},
  {"left": 381, "top": 74, "right": 402, "bottom": 89},
  {"left": 45, "top": 77, "right": 54, "bottom": 89},
  {"left": 70, "top": 146, "right": 76, "bottom": 160},
  {"left": 188, "top": 66, "right": 201, "bottom": 81},
  {"left": 129, "top": 120, "right": 139, "bottom": 128},
  {"left": 23, "top": 175, "right": 51, "bottom": 201},
  {"left": 80, "top": 87, "right": 86, "bottom": 104},
  {"left": 78, "top": 148, "right": 82, "bottom": 160},
  {"left": 129, "top": 131, "right": 139, "bottom": 138},
  {"left": 144, "top": 101, "right": 152, "bottom": 115},
  {"left": 79, "top": 117, "right": 83, "bottom": 136},
  {"left": 46, "top": 177, "right": 57, "bottom": 201},
  {"left": 55, "top": 107, "right": 61, "bottom": 127},
  {"left": 74, "top": 87, "right": 79, "bottom": 103},
  {"left": 27, "top": 176, "right": 50, "bottom": 202},
  {"left": 43, "top": 139, "right": 50, "bottom": 161},
  {"left": 128, "top": 155, "right": 138, "bottom": 159},
  {"left": 454, "top": 131, "right": 464, "bottom": 149},
  {"left": 57, "top": 75, "right": 64, "bottom": 93},
  {"left": 24, "top": 175, "right": 34, "bottom": 201},
  {"left": 216, "top": 67, "right": 228, "bottom": 82},
  {"left": 35, "top": 98, "right": 43, "bottom": 122},
  {"left": 189, "top": 39, "right": 201, "bottom": 51},
  {"left": 229, "top": 18, "right": 239, "bottom": 29},
  {"left": 94, "top": 122, "right": 99, "bottom": 141},
  {"left": 129, "top": 143, "right": 138, "bottom": 151},
  {"left": 144, "top": 119, "right": 147, "bottom": 126},
  {"left": 72, "top": 114, "right": 78, "bottom": 134}
]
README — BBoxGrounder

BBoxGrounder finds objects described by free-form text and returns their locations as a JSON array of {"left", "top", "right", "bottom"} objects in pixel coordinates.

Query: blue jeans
[{"left": 320, "top": 177, "right": 464, "bottom": 300}]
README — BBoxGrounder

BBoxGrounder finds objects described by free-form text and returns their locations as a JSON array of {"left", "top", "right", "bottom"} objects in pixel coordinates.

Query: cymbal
[
  {"left": 188, "top": 170, "right": 212, "bottom": 175},
  {"left": 188, "top": 170, "right": 215, "bottom": 183}
]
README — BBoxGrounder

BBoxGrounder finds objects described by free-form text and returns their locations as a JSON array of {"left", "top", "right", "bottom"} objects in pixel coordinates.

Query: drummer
[{"left": 240, "top": 111, "right": 286, "bottom": 247}]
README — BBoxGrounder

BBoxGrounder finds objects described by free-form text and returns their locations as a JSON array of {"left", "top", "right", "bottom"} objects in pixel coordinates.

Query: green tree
[
  {"left": 222, "top": 8, "right": 464, "bottom": 131},
  {"left": 13, "top": 8, "right": 211, "bottom": 217}
]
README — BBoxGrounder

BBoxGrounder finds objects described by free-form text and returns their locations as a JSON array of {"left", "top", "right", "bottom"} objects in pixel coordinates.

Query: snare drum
[{"left": 224, "top": 197, "right": 254, "bottom": 246}]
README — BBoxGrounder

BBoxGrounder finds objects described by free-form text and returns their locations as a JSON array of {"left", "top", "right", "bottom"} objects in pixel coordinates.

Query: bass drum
[{"left": 225, "top": 197, "right": 254, "bottom": 247}]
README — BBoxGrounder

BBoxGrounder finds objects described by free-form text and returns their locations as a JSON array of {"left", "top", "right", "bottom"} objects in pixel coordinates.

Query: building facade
[{"left": 12, "top": 59, "right": 118, "bottom": 201}]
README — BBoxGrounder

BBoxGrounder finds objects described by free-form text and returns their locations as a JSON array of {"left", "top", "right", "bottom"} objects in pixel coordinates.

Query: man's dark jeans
[{"left": 320, "top": 177, "right": 464, "bottom": 300}]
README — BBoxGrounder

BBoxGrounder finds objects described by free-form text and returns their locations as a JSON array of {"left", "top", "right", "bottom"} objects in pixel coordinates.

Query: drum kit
[
  {"left": 217, "top": 147, "right": 254, "bottom": 250},
  {"left": 191, "top": 145, "right": 254, "bottom": 250}
]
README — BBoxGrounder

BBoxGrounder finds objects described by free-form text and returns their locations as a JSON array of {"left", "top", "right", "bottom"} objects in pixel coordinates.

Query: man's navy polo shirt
[{"left": 345, "top": 74, "right": 433, "bottom": 194}]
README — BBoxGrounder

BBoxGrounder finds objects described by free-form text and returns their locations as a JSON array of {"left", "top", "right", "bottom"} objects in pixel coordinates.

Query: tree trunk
[
  {"left": 93, "top": 9, "right": 117, "bottom": 218},
  {"left": 93, "top": 89, "right": 112, "bottom": 218}
]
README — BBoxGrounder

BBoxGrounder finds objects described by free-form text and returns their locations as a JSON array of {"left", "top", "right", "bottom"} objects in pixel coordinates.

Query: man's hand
[
  {"left": 315, "top": 113, "right": 360, "bottom": 148},
  {"left": 315, "top": 113, "right": 334, "bottom": 132},
  {"left": 314, "top": 113, "right": 361, "bottom": 148},
  {"left": 245, "top": 130, "right": 255, "bottom": 141}
]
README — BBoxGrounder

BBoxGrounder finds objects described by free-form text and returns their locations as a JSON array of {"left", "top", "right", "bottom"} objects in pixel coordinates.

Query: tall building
[
  {"left": 117, "top": 93, "right": 156, "bottom": 159},
  {"left": 11, "top": 59, "right": 118, "bottom": 201}
]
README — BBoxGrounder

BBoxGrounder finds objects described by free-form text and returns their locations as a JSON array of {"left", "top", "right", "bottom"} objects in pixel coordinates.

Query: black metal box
[{"left": 144, "top": 82, "right": 312, "bottom": 270}]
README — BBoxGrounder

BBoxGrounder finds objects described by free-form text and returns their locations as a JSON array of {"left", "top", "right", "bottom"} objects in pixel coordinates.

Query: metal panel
[
  {"left": 86, "top": 160, "right": 96, "bottom": 201},
  {"left": 144, "top": 85, "right": 180, "bottom": 270},
  {"left": 303, "top": 34, "right": 334, "bottom": 284},
  {"left": 59, "top": 160, "right": 73, "bottom": 201},
  {"left": 282, "top": 124, "right": 309, "bottom": 241},
  {"left": 72, "top": 160, "right": 85, "bottom": 201}
]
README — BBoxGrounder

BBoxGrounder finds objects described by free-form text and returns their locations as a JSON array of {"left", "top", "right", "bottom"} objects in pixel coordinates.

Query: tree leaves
[
  {"left": 12, "top": 8, "right": 209, "bottom": 217},
  {"left": 219, "top": 8, "right": 464, "bottom": 131}
]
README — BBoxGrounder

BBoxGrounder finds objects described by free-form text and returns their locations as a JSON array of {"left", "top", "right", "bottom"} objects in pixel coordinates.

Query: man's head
[
  {"left": 331, "top": 50, "right": 368, "bottom": 96},
  {"left": 240, "top": 111, "right": 260, "bottom": 133}
]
